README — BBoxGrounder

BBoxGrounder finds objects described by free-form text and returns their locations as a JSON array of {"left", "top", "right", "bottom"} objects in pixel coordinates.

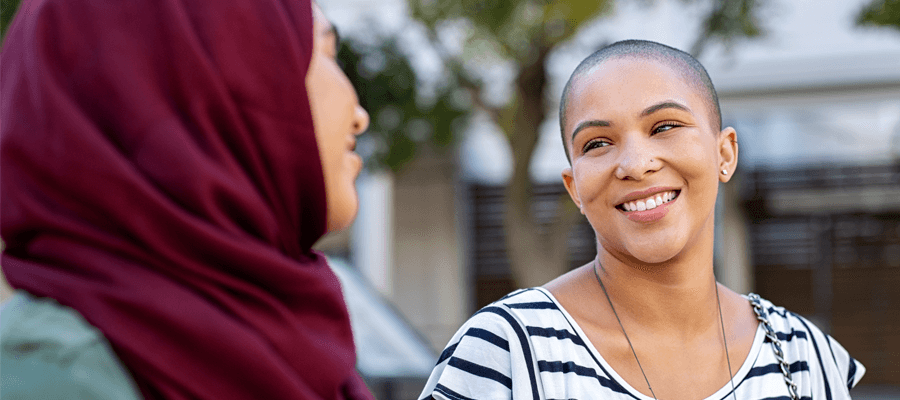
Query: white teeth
[{"left": 620, "top": 190, "right": 678, "bottom": 212}]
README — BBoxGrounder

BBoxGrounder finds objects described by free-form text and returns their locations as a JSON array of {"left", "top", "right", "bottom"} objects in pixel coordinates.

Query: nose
[
  {"left": 353, "top": 105, "right": 370, "bottom": 135},
  {"left": 614, "top": 134, "right": 661, "bottom": 180}
]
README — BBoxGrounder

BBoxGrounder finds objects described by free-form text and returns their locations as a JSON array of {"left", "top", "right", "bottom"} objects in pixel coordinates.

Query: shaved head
[{"left": 559, "top": 40, "right": 722, "bottom": 162}]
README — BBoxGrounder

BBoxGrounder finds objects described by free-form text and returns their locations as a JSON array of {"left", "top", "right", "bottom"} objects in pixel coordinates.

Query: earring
[{"left": 721, "top": 169, "right": 728, "bottom": 175}]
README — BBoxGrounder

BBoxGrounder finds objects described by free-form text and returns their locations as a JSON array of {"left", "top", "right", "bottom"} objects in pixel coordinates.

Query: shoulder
[
  {"left": 419, "top": 288, "right": 562, "bottom": 400},
  {"left": 748, "top": 294, "right": 866, "bottom": 394},
  {"left": 1, "top": 291, "right": 143, "bottom": 400},
  {"left": 440, "top": 287, "right": 560, "bottom": 369},
  {"left": 440, "top": 287, "right": 565, "bottom": 340}
]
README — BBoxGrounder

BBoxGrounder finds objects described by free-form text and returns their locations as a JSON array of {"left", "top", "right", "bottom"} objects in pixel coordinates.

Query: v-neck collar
[{"left": 532, "top": 287, "right": 765, "bottom": 400}]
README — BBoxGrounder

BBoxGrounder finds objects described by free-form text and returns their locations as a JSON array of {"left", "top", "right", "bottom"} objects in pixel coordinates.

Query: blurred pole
[
  {"left": 716, "top": 173, "right": 754, "bottom": 295},
  {"left": 352, "top": 171, "right": 395, "bottom": 297},
  {"left": 812, "top": 216, "right": 833, "bottom": 334}
]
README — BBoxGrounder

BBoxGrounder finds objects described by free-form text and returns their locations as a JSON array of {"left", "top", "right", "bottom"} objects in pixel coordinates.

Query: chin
[
  {"left": 325, "top": 189, "right": 360, "bottom": 233},
  {"left": 618, "top": 232, "right": 689, "bottom": 265},
  {"left": 326, "top": 214, "right": 355, "bottom": 234},
  {"left": 625, "top": 246, "right": 682, "bottom": 265}
]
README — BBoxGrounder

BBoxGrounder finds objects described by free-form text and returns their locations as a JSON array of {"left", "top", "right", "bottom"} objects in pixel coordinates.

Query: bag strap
[{"left": 748, "top": 293, "right": 800, "bottom": 400}]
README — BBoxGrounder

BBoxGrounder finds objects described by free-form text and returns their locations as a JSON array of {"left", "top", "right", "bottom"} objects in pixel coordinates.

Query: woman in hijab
[{"left": 1, "top": 0, "right": 372, "bottom": 398}]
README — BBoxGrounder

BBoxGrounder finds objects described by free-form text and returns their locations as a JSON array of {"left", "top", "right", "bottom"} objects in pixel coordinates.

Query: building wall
[{"left": 389, "top": 148, "right": 468, "bottom": 352}]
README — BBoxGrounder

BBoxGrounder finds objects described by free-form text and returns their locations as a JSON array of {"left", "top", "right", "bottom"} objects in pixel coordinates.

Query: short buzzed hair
[{"left": 559, "top": 40, "right": 722, "bottom": 162}]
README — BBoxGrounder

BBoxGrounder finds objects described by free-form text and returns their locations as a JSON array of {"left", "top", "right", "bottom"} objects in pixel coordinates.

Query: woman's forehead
[{"left": 568, "top": 57, "right": 707, "bottom": 119}]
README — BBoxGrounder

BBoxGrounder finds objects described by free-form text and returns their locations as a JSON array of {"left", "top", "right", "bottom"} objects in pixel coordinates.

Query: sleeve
[
  {"left": 788, "top": 310, "right": 866, "bottom": 398},
  {"left": 1, "top": 338, "right": 143, "bottom": 400},
  {"left": 1, "top": 293, "right": 143, "bottom": 400},
  {"left": 825, "top": 335, "right": 866, "bottom": 390},
  {"left": 418, "top": 305, "right": 539, "bottom": 400}
]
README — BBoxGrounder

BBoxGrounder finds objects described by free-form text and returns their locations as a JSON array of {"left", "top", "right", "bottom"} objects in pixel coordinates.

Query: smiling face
[
  {"left": 306, "top": 4, "right": 370, "bottom": 233},
  {"left": 561, "top": 56, "right": 737, "bottom": 265}
]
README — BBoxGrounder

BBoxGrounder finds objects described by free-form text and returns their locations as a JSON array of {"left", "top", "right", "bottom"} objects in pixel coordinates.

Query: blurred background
[
  {"left": 2, "top": 0, "right": 899, "bottom": 398},
  {"left": 314, "top": 0, "right": 900, "bottom": 397}
]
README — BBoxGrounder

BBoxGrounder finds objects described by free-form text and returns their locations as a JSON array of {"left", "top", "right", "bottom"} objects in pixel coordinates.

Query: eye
[
  {"left": 582, "top": 139, "right": 610, "bottom": 154},
  {"left": 653, "top": 121, "right": 684, "bottom": 134}
]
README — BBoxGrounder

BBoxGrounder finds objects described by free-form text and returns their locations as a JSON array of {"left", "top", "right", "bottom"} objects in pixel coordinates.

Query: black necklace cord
[
  {"left": 592, "top": 259, "right": 739, "bottom": 400},
  {"left": 714, "top": 275, "right": 739, "bottom": 400},
  {"left": 593, "top": 260, "right": 657, "bottom": 399}
]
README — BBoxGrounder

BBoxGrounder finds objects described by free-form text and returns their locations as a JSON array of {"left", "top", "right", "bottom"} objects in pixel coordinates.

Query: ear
[
  {"left": 718, "top": 127, "right": 738, "bottom": 183},
  {"left": 561, "top": 167, "right": 584, "bottom": 214}
]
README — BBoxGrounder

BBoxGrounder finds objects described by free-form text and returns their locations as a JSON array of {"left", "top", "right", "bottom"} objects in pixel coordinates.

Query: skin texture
[
  {"left": 546, "top": 56, "right": 758, "bottom": 399},
  {"left": 307, "top": 4, "right": 370, "bottom": 233}
]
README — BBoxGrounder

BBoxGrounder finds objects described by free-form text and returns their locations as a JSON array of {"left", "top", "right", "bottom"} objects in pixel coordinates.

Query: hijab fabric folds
[{"left": 1, "top": 0, "right": 371, "bottom": 398}]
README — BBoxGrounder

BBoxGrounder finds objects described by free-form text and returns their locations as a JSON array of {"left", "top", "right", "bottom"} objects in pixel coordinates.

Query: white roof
[{"left": 329, "top": 258, "right": 436, "bottom": 378}]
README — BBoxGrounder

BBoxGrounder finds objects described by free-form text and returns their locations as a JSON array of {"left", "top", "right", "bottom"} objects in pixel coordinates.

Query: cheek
[
  {"left": 307, "top": 58, "right": 351, "bottom": 142},
  {"left": 572, "top": 161, "right": 611, "bottom": 207},
  {"left": 678, "top": 140, "right": 720, "bottom": 188}
]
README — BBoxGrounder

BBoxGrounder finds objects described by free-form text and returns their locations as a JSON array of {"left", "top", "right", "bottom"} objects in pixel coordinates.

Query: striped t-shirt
[{"left": 419, "top": 288, "right": 865, "bottom": 400}]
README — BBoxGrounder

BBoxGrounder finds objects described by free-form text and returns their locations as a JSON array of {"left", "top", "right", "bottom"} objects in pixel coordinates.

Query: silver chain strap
[{"left": 748, "top": 293, "right": 800, "bottom": 400}]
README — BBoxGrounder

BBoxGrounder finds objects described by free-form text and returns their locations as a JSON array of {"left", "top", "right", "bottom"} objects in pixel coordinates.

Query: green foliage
[
  {"left": 691, "top": 0, "right": 766, "bottom": 55},
  {"left": 338, "top": 38, "right": 470, "bottom": 171},
  {"left": 1, "top": 0, "right": 21, "bottom": 42},
  {"left": 857, "top": 0, "right": 900, "bottom": 31},
  {"left": 408, "top": 0, "right": 610, "bottom": 63}
]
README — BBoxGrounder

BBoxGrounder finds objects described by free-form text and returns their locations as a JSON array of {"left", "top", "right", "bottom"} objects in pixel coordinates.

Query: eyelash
[
  {"left": 580, "top": 121, "right": 684, "bottom": 154},
  {"left": 653, "top": 121, "right": 684, "bottom": 134},
  {"left": 582, "top": 139, "right": 609, "bottom": 154}
]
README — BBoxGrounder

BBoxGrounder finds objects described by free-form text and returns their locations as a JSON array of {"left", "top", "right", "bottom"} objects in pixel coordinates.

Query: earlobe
[
  {"left": 718, "top": 127, "right": 738, "bottom": 182},
  {"left": 561, "top": 167, "right": 583, "bottom": 213}
]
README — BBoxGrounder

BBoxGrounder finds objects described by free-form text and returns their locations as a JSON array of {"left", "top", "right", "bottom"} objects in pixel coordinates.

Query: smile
[{"left": 616, "top": 190, "right": 679, "bottom": 212}]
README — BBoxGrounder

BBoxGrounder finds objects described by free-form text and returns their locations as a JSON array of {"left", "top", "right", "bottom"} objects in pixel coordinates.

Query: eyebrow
[
  {"left": 569, "top": 100, "right": 692, "bottom": 143},
  {"left": 570, "top": 120, "right": 611, "bottom": 144},
  {"left": 641, "top": 100, "right": 690, "bottom": 117}
]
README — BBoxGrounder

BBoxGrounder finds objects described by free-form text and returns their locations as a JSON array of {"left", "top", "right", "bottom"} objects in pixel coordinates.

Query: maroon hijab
[{"left": 1, "top": 0, "right": 372, "bottom": 398}]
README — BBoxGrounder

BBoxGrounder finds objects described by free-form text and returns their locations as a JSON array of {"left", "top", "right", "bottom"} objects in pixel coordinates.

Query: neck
[{"left": 595, "top": 237, "right": 721, "bottom": 336}]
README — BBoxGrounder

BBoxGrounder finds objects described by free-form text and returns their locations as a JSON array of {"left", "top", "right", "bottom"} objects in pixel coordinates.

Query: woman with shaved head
[{"left": 420, "top": 40, "right": 864, "bottom": 400}]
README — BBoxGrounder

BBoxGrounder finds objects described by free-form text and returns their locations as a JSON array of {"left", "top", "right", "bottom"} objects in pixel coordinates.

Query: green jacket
[{"left": 1, "top": 291, "right": 142, "bottom": 400}]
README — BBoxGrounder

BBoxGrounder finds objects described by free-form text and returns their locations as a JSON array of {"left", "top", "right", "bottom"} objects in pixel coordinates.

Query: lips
[{"left": 614, "top": 188, "right": 681, "bottom": 223}]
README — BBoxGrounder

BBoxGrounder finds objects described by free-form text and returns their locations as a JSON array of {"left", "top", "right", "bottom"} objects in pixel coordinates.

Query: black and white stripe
[{"left": 420, "top": 288, "right": 865, "bottom": 400}]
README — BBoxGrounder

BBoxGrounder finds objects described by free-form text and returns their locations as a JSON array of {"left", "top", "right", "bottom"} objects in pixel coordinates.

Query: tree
[
  {"left": 857, "top": 0, "right": 900, "bottom": 31},
  {"left": 338, "top": 37, "right": 470, "bottom": 171},
  {"left": 1, "top": 0, "right": 20, "bottom": 40},
  {"left": 403, "top": 0, "right": 766, "bottom": 288}
]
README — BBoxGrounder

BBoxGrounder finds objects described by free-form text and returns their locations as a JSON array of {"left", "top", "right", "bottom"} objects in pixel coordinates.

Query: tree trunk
[{"left": 501, "top": 46, "right": 582, "bottom": 288}]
